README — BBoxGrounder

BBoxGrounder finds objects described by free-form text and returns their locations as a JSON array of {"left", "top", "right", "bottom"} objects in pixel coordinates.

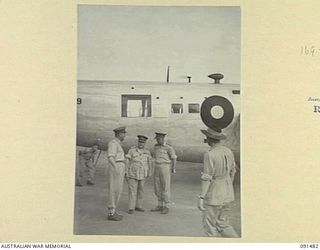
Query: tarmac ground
[{"left": 74, "top": 150, "right": 241, "bottom": 237}]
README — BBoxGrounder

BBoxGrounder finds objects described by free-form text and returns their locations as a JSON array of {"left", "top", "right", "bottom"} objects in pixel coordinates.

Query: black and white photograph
[
  {"left": 4, "top": 0, "right": 320, "bottom": 244},
  {"left": 74, "top": 5, "right": 241, "bottom": 237}
]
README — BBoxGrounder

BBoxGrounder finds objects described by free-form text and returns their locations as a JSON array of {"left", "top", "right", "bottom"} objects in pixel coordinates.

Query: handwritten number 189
[{"left": 301, "top": 46, "right": 316, "bottom": 56}]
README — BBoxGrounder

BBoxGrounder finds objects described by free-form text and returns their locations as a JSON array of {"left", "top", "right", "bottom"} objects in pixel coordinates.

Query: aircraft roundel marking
[{"left": 200, "top": 95, "right": 234, "bottom": 129}]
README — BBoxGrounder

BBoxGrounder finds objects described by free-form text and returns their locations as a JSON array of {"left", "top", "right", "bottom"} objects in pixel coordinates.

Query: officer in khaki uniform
[
  {"left": 198, "top": 127, "right": 238, "bottom": 238},
  {"left": 106, "top": 126, "right": 127, "bottom": 221},
  {"left": 76, "top": 142, "right": 100, "bottom": 186},
  {"left": 125, "top": 135, "right": 152, "bottom": 214},
  {"left": 151, "top": 132, "right": 177, "bottom": 214}
]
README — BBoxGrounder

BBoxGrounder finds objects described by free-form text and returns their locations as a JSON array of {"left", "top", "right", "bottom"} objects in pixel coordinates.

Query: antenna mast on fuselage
[{"left": 166, "top": 66, "right": 170, "bottom": 83}]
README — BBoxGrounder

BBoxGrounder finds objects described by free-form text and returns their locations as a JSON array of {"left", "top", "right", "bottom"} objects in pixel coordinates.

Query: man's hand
[
  {"left": 197, "top": 197, "right": 206, "bottom": 211},
  {"left": 172, "top": 167, "right": 176, "bottom": 174},
  {"left": 108, "top": 156, "right": 118, "bottom": 169}
]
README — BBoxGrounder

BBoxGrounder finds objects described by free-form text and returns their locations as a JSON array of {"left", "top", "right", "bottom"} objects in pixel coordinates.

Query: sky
[{"left": 78, "top": 5, "right": 240, "bottom": 84}]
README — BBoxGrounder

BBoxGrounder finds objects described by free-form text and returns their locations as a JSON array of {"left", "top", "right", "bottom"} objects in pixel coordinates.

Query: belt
[
  {"left": 213, "top": 176, "right": 229, "bottom": 180},
  {"left": 115, "top": 160, "right": 125, "bottom": 163}
]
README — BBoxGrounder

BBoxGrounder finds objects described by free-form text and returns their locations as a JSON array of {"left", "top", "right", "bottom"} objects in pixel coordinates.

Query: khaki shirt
[
  {"left": 79, "top": 148, "right": 98, "bottom": 161},
  {"left": 153, "top": 143, "right": 177, "bottom": 164},
  {"left": 126, "top": 146, "right": 151, "bottom": 180},
  {"left": 107, "top": 138, "right": 125, "bottom": 162},
  {"left": 201, "top": 143, "right": 236, "bottom": 206}
]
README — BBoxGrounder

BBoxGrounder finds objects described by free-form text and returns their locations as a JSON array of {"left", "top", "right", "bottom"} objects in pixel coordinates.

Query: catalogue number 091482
[{"left": 300, "top": 244, "right": 319, "bottom": 248}]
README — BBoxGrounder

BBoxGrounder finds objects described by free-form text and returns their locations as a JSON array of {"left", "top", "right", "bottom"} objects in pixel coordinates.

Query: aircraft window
[
  {"left": 121, "top": 95, "right": 152, "bottom": 117},
  {"left": 171, "top": 104, "right": 183, "bottom": 114},
  {"left": 232, "top": 90, "right": 240, "bottom": 94},
  {"left": 188, "top": 103, "right": 200, "bottom": 113}
]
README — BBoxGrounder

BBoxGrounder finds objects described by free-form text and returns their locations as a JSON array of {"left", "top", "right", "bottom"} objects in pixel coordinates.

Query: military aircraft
[{"left": 76, "top": 73, "right": 240, "bottom": 165}]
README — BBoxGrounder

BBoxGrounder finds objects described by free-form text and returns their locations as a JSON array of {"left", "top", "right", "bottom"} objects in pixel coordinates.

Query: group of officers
[{"left": 76, "top": 126, "right": 239, "bottom": 238}]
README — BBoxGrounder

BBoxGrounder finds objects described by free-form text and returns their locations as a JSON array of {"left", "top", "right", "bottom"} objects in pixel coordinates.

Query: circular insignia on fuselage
[{"left": 200, "top": 95, "right": 234, "bottom": 129}]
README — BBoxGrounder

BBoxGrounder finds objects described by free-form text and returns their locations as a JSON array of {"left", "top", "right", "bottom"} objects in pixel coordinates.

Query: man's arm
[
  {"left": 124, "top": 149, "right": 134, "bottom": 176},
  {"left": 228, "top": 151, "right": 237, "bottom": 183},
  {"left": 92, "top": 150, "right": 101, "bottom": 165},
  {"left": 171, "top": 158, "right": 177, "bottom": 173},
  {"left": 146, "top": 152, "right": 154, "bottom": 177},
  {"left": 107, "top": 141, "right": 118, "bottom": 169},
  {"left": 108, "top": 156, "right": 118, "bottom": 169},
  {"left": 230, "top": 163, "right": 236, "bottom": 183},
  {"left": 167, "top": 146, "right": 177, "bottom": 173},
  {"left": 198, "top": 153, "right": 213, "bottom": 211},
  {"left": 78, "top": 148, "right": 89, "bottom": 156}
]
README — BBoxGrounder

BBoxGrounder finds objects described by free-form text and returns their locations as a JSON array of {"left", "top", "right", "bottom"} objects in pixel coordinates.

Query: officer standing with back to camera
[
  {"left": 198, "top": 127, "right": 238, "bottom": 237},
  {"left": 151, "top": 132, "right": 177, "bottom": 214},
  {"left": 106, "top": 126, "right": 127, "bottom": 221},
  {"left": 125, "top": 135, "right": 152, "bottom": 214}
]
